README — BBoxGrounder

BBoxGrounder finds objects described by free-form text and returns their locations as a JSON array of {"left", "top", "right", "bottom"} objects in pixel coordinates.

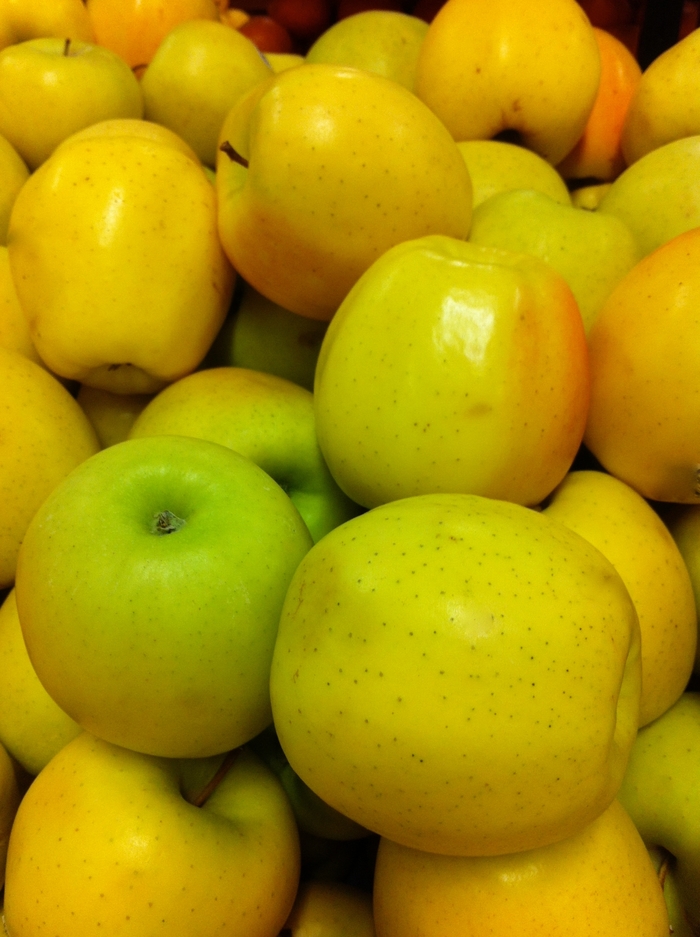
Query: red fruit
[
  {"left": 238, "top": 14, "right": 294, "bottom": 52},
  {"left": 577, "top": 0, "right": 634, "bottom": 28},
  {"left": 267, "top": 0, "right": 331, "bottom": 39},
  {"left": 411, "top": 0, "right": 446, "bottom": 21}
]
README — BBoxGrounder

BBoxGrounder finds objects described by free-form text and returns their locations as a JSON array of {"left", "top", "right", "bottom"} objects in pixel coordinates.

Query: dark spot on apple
[{"left": 151, "top": 510, "right": 185, "bottom": 535}]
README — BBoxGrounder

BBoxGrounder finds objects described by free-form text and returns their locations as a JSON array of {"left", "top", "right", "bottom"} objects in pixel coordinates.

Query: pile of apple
[{"left": 1, "top": 0, "right": 700, "bottom": 934}]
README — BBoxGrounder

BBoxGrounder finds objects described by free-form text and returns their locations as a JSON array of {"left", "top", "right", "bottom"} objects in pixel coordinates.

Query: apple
[
  {"left": 621, "top": 26, "right": 700, "bottom": 166},
  {"left": 542, "top": 469, "right": 697, "bottom": 726},
  {"left": 314, "top": 235, "right": 589, "bottom": 510},
  {"left": 270, "top": 492, "right": 641, "bottom": 857},
  {"left": 7, "top": 132, "right": 235, "bottom": 394},
  {"left": 204, "top": 281, "right": 328, "bottom": 392},
  {"left": 54, "top": 116, "right": 203, "bottom": 165},
  {"left": 456, "top": 139, "right": 572, "bottom": 210},
  {"left": 0, "top": 589, "right": 81, "bottom": 776},
  {"left": 0, "top": 37, "right": 143, "bottom": 171},
  {"left": 305, "top": 10, "right": 429, "bottom": 91},
  {"left": 215, "top": 63, "right": 472, "bottom": 320},
  {"left": 267, "top": 0, "right": 332, "bottom": 42},
  {"left": 283, "top": 880, "right": 375, "bottom": 936},
  {"left": 0, "top": 245, "right": 42, "bottom": 367},
  {"left": 468, "top": 188, "right": 640, "bottom": 331},
  {"left": 128, "top": 366, "right": 360, "bottom": 543},
  {"left": 618, "top": 692, "right": 700, "bottom": 935},
  {"left": 584, "top": 226, "right": 700, "bottom": 502},
  {"left": 77, "top": 385, "right": 154, "bottom": 449},
  {"left": 0, "top": 0, "right": 94, "bottom": 51},
  {"left": 0, "top": 738, "right": 21, "bottom": 889},
  {"left": 0, "top": 133, "right": 27, "bottom": 245},
  {"left": 14, "top": 434, "right": 313, "bottom": 759},
  {"left": 373, "top": 799, "right": 669, "bottom": 937},
  {"left": 597, "top": 134, "right": 700, "bottom": 257},
  {"left": 265, "top": 51, "right": 305, "bottom": 73},
  {"left": 569, "top": 181, "right": 612, "bottom": 209},
  {"left": 238, "top": 15, "right": 295, "bottom": 54},
  {"left": 141, "top": 19, "right": 273, "bottom": 168},
  {"left": 0, "top": 346, "right": 100, "bottom": 590},
  {"left": 648, "top": 844, "right": 696, "bottom": 937},
  {"left": 414, "top": 0, "right": 602, "bottom": 166},
  {"left": 3, "top": 733, "right": 301, "bottom": 936},
  {"left": 664, "top": 503, "right": 700, "bottom": 671}
]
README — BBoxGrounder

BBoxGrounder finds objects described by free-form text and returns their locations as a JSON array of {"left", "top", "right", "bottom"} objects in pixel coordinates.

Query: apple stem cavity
[
  {"left": 188, "top": 748, "right": 242, "bottom": 808},
  {"left": 151, "top": 510, "right": 186, "bottom": 536},
  {"left": 219, "top": 141, "right": 249, "bottom": 169}
]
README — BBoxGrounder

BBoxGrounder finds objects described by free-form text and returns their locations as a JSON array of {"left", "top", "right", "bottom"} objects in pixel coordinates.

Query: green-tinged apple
[
  {"left": 283, "top": 880, "right": 375, "bottom": 936},
  {"left": 621, "top": 28, "right": 700, "bottom": 165},
  {"left": 648, "top": 845, "right": 696, "bottom": 937},
  {"left": 373, "top": 800, "right": 669, "bottom": 937},
  {"left": 305, "top": 10, "right": 428, "bottom": 90},
  {"left": 0, "top": 38, "right": 143, "bottom": 171},
  {"left": 270, "top": 493, "right": 641, "bottom": 857},
  {"left": 215, "top": 63, "right": 472, "bottom": 320},
  {"left": 597, "top": 135, "right": 700, "bottom": 256},
  {"left": 129, "top": 366, "right": 359, "bottom": 543},
  {"left": 618, "top": 693, "right": 700, "bottom": 935},
  {"left": 77, "top": 385, "right": 154, "bottom": 449},
  {"left": 0, "top": 346, "right": 100, "bottom": 589},
  {"left": 14, "top": 435, "right": 313, "bottom": 758},
  {"left": 457, "top": 139, "right": 572, "bottom": 210},
  {"left": 314, "top": 235, "right": 589, "bottom": 509},
  {"left": 665, "top": 504, "right": 700, "bottom": 670},
  {"left": 7, "top": 133, "right": 234, "bottom": 394},
  {"left": 584, "top": 227, "right": 700, "bottom": 503},
  {"left": 414, "top": 0, "right": 601, "bottom": 166},
  {"left": 468, "top": 188, "right": 640, "bottom": 331},
  {"left": 0, "top": 590, "right": 81, "bottom": 776},
  {"left": 249, "top": 725, "right": 370, "bottom": 841},
  {"left": 141, "top": 19, "right": 273, "bottom": 168},
  {"left": 0, "top": 134, "right": 27, "bottom": 245},
  {"left": 3, "top": 734, "right": 300, "bottom": 936},
  {"left": 0, "top": 0, "right": 94, "bottom": 51},
  {"left": 542, "top": 470, "right": 697, "bottom": 726},
  {"left": 205, "top": 282, "right": 328, "bottom": 391}
]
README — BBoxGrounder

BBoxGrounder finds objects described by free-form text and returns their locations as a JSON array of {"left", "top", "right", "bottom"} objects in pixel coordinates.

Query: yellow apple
[
  {"left": 0, "top": 0, "right": 94, "bottom": 51},
  {"left": 314, "top": 235, "right": 589, "bottom": 509},
  {"left": 665, "top": 504, "right": 700, "bottom": 671},
  {"left": 54, "top": 117, "right": 202, "bottom": 165},
  {"left": 215, "top": 63, "right": 472, "bottom": 320},
  {"left": 266, "top": 52, "right": 305, "bottom": 73},
  {"left": 0, "top": 37, "right": 143, "bottom": 171},
  {"left": 373, "top": 799, "right": 669, "bottom": 936},
  {"left": 270, "top": 492, "right": 641, "bottom": 857},
  {"left": 0, "top": 133, "right": 27, "bottom": 245},
  {"left": 0, "top": 245, "right": 41, "bottom": 366},
  {"left": 77, "top": 385, "right": 154, "bottom": 449},
  {"left": 414, "top": 0, "right": 601, "bottom": 165},
  {"left": 284, "top": 880, "right": 375, "bottom": 936},
  {"left": 542, "top": 469, "right": 697, "bottom": 726},
  {"left": 7, "top": 133, "right": 235, "bottom": 394},
  {"left": 0, "top": 738, "right": 21, "bottom": 889}
]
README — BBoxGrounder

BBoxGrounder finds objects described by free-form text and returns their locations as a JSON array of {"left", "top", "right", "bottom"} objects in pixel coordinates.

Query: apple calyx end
[
  {"left": 219, "top": 141, "right": 249, "bottom": 169},
  {"left": 151, "top": 510, "right": 185, "bottom": 536}
]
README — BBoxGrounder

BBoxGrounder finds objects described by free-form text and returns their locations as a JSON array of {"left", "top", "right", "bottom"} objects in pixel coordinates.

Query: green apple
[
  {"left": 622, "top": 28, "right": 700, "bottom": 165},
  {"left": 14, "top": 434, "right": 313, "bottom": 759},
  {"left": 3, "top": 733, "right": 301, "bottom": 936},
  {"left": 618, "top": 692, "right": 700, "bottom": 934},
  {"left": 204, "top": 281, "right": 328, "bottom": 392},
  {"left": 0, "top": 590, "right": 81, "bottom": 776},
  {"left": 128, "top": 366, "right": 360, "bottom": 543},
  {"left": 457, "top": 139, "right": 571, "bottom": 210},
  {"left": 283, "top": 880, "right": 375, "bottom": 937},
  {"left": 373, "top": 800, "right": 669, "bottom": 936},
  {"left": 7, "top": 133, "right": 234, "bottom": 394},
  {"left": 270, "top": 492, "right": 641, "bottom": 857},
  {"left": 597, "top": 135, "right": 700, "bottom": 256},
  {"left": 468, "top": 188, "right": 640, "bottom": 331},
  {"left": 314, "top": 235, "right": 589, "bottom": 510},
  {"left": 215, "top": 63, "right": 472, "bottom": 320},
  {"left": 141, "top": 19, "right": 273, "bottom": 168},
  {"left": 0, "top": 37, "right": 143, "bottom": 171},
  {"left": 0, "top": 133, "right": 27, "bottom": 245},
  {"left": 414, "top": 0, "right": 601, "bottom": 165},
  {"left": 305, "top": 10, "right": 428, "bottom": 91}
]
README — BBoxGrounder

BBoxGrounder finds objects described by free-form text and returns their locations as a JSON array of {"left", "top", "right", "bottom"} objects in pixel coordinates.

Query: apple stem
[
  {"left": 151, "top": 510, "right": 185, "bottom": 535},
  {"left": 219, "top": 141, "right": 249, "bottom": 169},
  {"left": 189, "top": 748, "right": 242, "bottom": 807},
  {"left": 63, "top": 37, "right": 71, "bottom": 56}
]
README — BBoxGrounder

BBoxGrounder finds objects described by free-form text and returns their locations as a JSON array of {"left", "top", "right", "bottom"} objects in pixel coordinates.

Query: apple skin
[
  {"left": 0, "top": 38, "right": 143, "bottom": 171},
  {"left": 215, "top": 63, "right": 472, "bottom": 320},
  {"left": 14, "top": 434, "right": 313, "bottom": 759},
  {"left": 468, "top": 188, "right": 640, "bottom": 332},
  {"left": 0, "top": 133, "right": 27, "bottom": 245},
  {"left": 0, "top": 0, "right": 94, "bottom": 51},
  {"left": 0, "top": 245, "right": 42, "bottom": 367},
  {"left": 666, "top": 504, "right": 700, "bottom": 671},
  {"left": 283, "top": 880, "right": 375, "bottom": 936},
  {"left": 3, "top": 734, "right": 301, "bottom": 937},
  {"left": 373, "top": 800, "right": 669, "bottom": 937},
  {"left": 141, "top": 19, "right": 273, "bottom": 168},
  {"left": 77, "top": 385, "right": 154, "bottom": 449},
  {"left": 7, "top": 133, "right": 235, "bottom": 394},
  {"left": 414, "top": 0, "right": 601, "bottom": 166},
  {"left": 54, "top": 117, "right": 203, "bottom": 165},
  {"left": 618, "top": 693, "right": 700, "bottom": 934},
  {"left": 314, "top": 234, "right": 589, "bottom": 509},
  {"left": 270, "top": 492, "right": 641, "bottom": 857}
]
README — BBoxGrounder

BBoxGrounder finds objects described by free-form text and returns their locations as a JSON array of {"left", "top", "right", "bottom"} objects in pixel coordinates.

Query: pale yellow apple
[
  {"left": 77, "top": 385, "right": 154, "bottom": 449},
  {"left": 266, "top": 52, "right": 305, "bottom": 73},
  {"left": 0, "top": 246, "right": 41, "bottom": 366},
  {"left": 8, "top": 134, "right": 235, "bottom": 394},
  {"left": 284, "top": 880, "right": 375, "bottom": 936},
  {"left": 373, "top": 799, "right": 669, "bottom": 936},
  {"left": 542, "top": 470, "right": 697, "bottom": 726},
  {"left": 570, "top": 182, "right": 612, "bottom": 209},
  {"left": 0, "top": 133, "right": 27, "bottom": 245},
  {"left": 414, "top": 0, "right": 601, "bottom": 165},
  {"left": 457, "top": 139, "right": 571, "bottom": 209},
  {"left": 54, "top": 117, "right": 202, "bottom": 165},
  {"left": 0, "top": 0, "right": 94, "bottom": 51}
]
